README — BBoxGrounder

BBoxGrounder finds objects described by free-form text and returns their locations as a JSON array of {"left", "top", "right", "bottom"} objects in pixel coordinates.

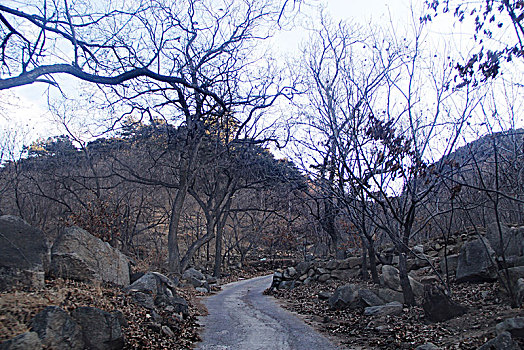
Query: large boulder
[
  {"left": 439, "top": 254, "right": 459, "bottom": 277},
  {"left": 363, "top": 302, "right": 403, "bottom": 316},
  {"left": 496, "top": 317, "right": 524, "bottom": 339},
  {"left": 0, "top": 216, "right": 48, "bottom": 291},
  {"left": 377, "top": 288, "right": 405, "bottom": 304},
  {"left": 422, "top": 284, "right": 467, "bottom": 322},
  {"left": 71, "top": 307, "right": 125, "bottom": 350},
  {"left": 477, "top": 332, "right": 521, "bottom": 350},
  {"left": 0, "top": 332, "right": 42, "bottom": 350},
  {"left": 328, "top": 284, "right": 361, "bottom": 310},
  {"left": 381, "top": 265, "right": 424, "bottom": 297},
  {"left": 182, "top": 268, "right": 204, "bottom": 281},
  {"left": 486, "top": 222, "right": 523, "bottom": 258},
  {"left": 30, "top": 306, "right": 84, "bottom": 349},
  {"left": 456, "top": 237, "right": 497, "bottom": 283},
  {"left": 50, "top": 227, "right": 130, "bottom": 286}
]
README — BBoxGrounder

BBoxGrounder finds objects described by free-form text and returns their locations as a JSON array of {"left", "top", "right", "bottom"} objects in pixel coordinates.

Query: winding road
[{"left": 197, "top": 275, "right": 340, "bottom": 350}]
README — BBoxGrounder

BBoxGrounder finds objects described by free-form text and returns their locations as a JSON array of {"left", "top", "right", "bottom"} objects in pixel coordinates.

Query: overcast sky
[{"left": 1, "top": 0, "right": 520, "bottom": 148}]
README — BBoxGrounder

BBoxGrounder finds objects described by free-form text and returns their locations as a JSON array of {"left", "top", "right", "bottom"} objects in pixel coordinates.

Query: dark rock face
[
  {"left": 328, "top": 284, "right": 360, "bottom": 310},
  {"left": 0, "top": 215, "right": 48, "bottom": 291},
  {"left": 30, "top": 306, "right": 84, "bottom": 349},
  {"left": 496, "top": 317, "right": 524, "bottom": 339},
  {"left": 477, "top": 331, "right": 521, "bottom": 350},
  {"left": 358, "top": 289, "right": 385, "bottom": 307},
  {"left": 0, "top": 331, "right": 42, "bottom": 350},
  {"left": 422, "top": 284, "right": 467, "bottom": 322},
  {"left": 71, "top": 307, "right": 125, "bottom": 350},
  {"left": 456, "top": 237, "right": 498, "bottom": 283},
  {"left": 50, "top": 226, "right": 130, "bottom": 286},
  {"left": 486, "top": 222, "right": 523, "bottom": 258}
]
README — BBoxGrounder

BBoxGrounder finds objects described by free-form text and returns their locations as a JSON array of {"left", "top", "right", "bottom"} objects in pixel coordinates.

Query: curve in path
[{"left": 197, "top": 275, "right": 340, "bottom": 350}]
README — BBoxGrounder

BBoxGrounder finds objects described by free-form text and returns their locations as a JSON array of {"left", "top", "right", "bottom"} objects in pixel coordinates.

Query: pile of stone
[
  {"left": 270, "top": 257, "right": 361, "bottom": 291},
  {"left": 1, "top": 305, "right": 126, "bottom": 350},
  {"left": 181, "top": 268, "right": 218, "bottom": 293}
]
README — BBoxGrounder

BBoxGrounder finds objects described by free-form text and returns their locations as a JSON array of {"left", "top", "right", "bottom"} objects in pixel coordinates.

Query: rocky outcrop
[
  {"left": 456, "top": 237, "right": 497, "bottom": 283},
  {"left": 2, "top": 306, "right": 125, "bottom": 350},
  {"left": 50, "top": 226, "right": 130, "bottom": 286},
  {"left": 422, "top": 284, "right": 467, "bottom": 322},
  {"left": 486, "top": 222, "right": 524, "bottom": 258},
  {"left": 125, "top": 272, "right": 188, "bottom": 318},
  {"left": 0, "top": 215, "right": 48, "bottom": 291},
  {"left": 30, "top": 306, "right": 83, "bottom": 349},
  {"left": 71, "top": 307, "right": 125, "bottom": 350}
]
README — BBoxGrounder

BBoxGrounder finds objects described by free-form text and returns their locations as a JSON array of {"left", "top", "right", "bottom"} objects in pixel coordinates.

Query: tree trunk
[
  {"left": 398, "top": 250, "right": 416, "bottom": 306},
  {"left": 367, "top": 243, "right": 380, "bottom": 284},
  {"left": 361, "top": 247, "right": 369, "bottom": 280}
]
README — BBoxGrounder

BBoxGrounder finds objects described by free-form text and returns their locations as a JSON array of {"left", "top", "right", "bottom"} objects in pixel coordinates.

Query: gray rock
[
  {"left": 318, "top": 274, "right": 330, "bottom": 282},
  {"left": 516, "top": 278, "right": 524, "bottom": 307},
  {"left": 496, "top": 317, "right": 524, "bottom": 338},
  {"left": 422, "top": 284, "right": 467, "bottom": 322},
  {"left": 125, "top": 272, "right": 177, "bottom": 297},
  {"left": 130, "top": 292, "right": 155, "bottom": 309},
  {"left": 71, "top": 307, "right": 124, "bottom": 350},
  {"left": 328, "top": 284, "right": 360, "bottom": 310},
  {"left": 182, "top": 268, "right": 204, "bottom": 281},
  {"left": 295, "top": 262, "right": 311, "bottom": 276},
  {"left": 358, "top": 289, "right": 385, "bottom": 307},
  {"left": 415, "top": 343, "right": 440, "bottom": 350},
  {"left": 377, "top": 288, "right": 404, "bottom": 304},
  {"left": 439, "top": 254, "right": 459, "bottom": 277},
  {"left": 0, "top": 332, "right": 42, "bottom": 350},
  {"left": 456, "top": 237, "right": 497, "bottom": 283},
  {"left": 316, "top": 268, "right": 328, "bottom": 275},
  {"left": 196, "top": 287, "right": 208, "bottom": 293},
  {"left": 154, "top": 294, "right": 188, "bottom": 317},
  {"left": 506, "top": 266, "right": 524, "bottom": 288},
  {"left": 278, "top": 280, "right": 295, "bottom": 290},
  {"left": 0, "top": 216, "right": 48, "bottom": 291},
  {"left": 478, "top": 331, "right": 521, "bottom": 350},
  {"left": 50, "top": 226, "right": 129, "bottom": 286},
  {"left": 486, "top": 222, "right": 522, "bottom": 257},
  {"left": 30, "top": 306, "right": 83, "bottom": 349},
  {"left": 161, "top": 325, "right": 175, "bottom": 338},
  {"left": 326, "top": 260, "right": 339, "bottom": 270},
  {"left": 363, "top": 301, "right": 403, "bottom": 316},
  {"left": 381, "top": 265, "right": 424, "bottom": 297},
  {"left": 339, "top": 257, "right": 361, "bottom": 270},
  {"left": 413, "top": 245, "right": 424, "bottom": 255},
  {"left": 283, "top": 267, "right": 297, "bottom": 279}
]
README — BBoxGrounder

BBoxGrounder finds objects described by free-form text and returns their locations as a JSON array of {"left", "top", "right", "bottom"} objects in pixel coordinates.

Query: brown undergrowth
[
  {"left": 0, "top": 278, "right": 202, "bottom": 349},
  {"left": 269, "top": 279, "right": 523, "bottom": 349}
]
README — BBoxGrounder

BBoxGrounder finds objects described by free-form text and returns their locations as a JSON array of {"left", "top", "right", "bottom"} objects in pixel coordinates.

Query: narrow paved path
[{"left": 197, "top": 275, "right": 340, "bottom": 350}]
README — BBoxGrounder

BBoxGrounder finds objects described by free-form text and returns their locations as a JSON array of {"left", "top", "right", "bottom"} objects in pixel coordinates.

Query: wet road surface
[{"left": 197, "top": 275, "right": 340, "bottom": 350}]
